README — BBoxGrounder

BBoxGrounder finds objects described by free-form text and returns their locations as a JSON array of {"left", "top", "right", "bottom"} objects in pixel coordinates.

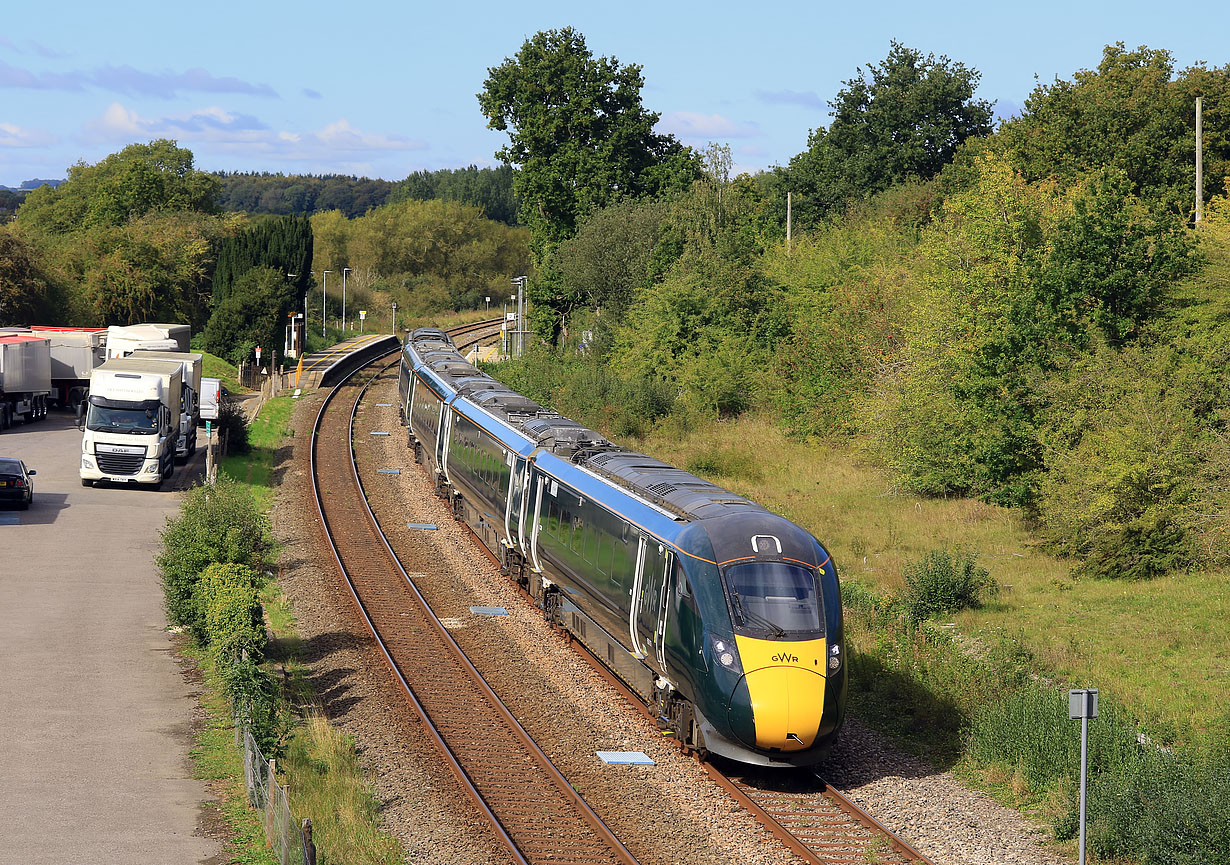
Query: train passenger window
[
  {"left": 571, "top": 515, "right": 583, "bottom": 553},
  {"left": 547, "top": 500, "right": 559, "bottom": 536},
  {"left": 584, "top": 523, "right": 598, "bottom": 564},
  {"left": 594, "top": 530, "right": 606, "bottom": 574},
  {"left": 560, "top": 508, "right": 573, "bottom": 549}
]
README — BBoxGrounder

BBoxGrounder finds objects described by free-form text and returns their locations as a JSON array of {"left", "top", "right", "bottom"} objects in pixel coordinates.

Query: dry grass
[{"left": 281, "top": 715, "right": 403, "bottom": 865}]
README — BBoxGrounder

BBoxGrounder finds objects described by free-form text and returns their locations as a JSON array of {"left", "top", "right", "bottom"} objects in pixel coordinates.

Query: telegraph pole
[
  {"left": 787, "top": 191, "right": 793, "bottom": 254},
  {"left": 1196, "top": 97, "right": 1204, "bottom": 224}
]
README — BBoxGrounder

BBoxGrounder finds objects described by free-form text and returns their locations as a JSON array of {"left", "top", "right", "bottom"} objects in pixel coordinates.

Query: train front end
[{"left": 683, "top": 513, "right": 847, "bottom": 767}]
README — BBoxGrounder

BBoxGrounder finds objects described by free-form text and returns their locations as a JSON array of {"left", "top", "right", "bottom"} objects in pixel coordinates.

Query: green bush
[
  {"left": 220, "top": 648, "right": 288, "bottom": 759},
  {"left": 156, "top": 477, "right": 267, "bottom": 628},
  {"left": 194, "top": 562, "right": 264, "bottom": 653},
  {"left": 901, "top": 548, "right": 997, "bottom": 620}
]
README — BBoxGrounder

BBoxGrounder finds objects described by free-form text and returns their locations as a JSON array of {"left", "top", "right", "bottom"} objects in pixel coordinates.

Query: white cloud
[
  {"left": 0, "top": 122, "right": 55, "bottom": 148},
  {"left": 657, "top": 111, "right": 760, "bottom": 141},
  {"left": 80, "top": 103, "right": 425, "bottom": 162}
]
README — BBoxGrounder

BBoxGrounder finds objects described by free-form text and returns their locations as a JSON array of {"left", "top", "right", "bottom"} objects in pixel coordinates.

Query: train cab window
[
  {"left": 723, "top": 562, "right": 823, "bottom": 636},
  {"left": 676, "top": 561, "right": 692, "bottom": 598}
]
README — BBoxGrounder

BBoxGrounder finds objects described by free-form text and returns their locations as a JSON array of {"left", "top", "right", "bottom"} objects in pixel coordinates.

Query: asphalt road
[{"left": 0, "top": 414, "right": 219, "bottom": 864}]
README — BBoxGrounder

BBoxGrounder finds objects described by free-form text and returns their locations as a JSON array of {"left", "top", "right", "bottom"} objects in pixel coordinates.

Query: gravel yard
[{"left": 270, "top": 376, "right": 1075, "bottom": 865}]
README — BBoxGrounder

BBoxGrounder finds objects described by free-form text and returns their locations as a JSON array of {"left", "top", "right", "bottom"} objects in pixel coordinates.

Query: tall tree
[
  {"left": 478, "top": 27, "right": 701, "bottom": 256},
  {"left": 16, "top": 140, "right": 219, "bottom": 234},
  {"left": 780, "top": 41, "right": 993, "bottom": 226},
  {"left": 998, "top": 44, "right": 1230, "bottom": 215},
  {"left": 211, "top": 214, "right": 313, "bottom": 304},
  {"left": 0, "top": 227, "right": 55, "bottom": 325}
]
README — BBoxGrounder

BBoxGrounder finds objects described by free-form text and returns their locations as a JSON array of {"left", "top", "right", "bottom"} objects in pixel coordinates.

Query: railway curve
[{"left": 310, "top": 350, "right": 639, "bottom": 865}]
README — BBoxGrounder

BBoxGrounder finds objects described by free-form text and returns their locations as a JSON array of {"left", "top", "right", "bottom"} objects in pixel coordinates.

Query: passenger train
[{"left": 396, "top": 328, "right": 846, "bottom": 767}]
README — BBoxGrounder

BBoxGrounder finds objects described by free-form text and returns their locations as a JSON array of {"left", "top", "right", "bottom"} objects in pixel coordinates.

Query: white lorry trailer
[
  {"left": 105, "top": 323, "right": 191, "bottom": 358},
  {"left": 79, "top": 358, "right": 181, "bottom": 488},
  {"left": 130, "top": 350, "right": 202, "bottom": 460},
  {"left": 29, "top": 326, "right": 109, "bottom": 412},
  {"left": 0, "top": 334, "right": 52, "bottom": 431}
]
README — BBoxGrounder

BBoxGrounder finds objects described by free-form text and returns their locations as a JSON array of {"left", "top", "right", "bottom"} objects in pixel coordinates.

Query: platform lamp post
[
  {"left": 342, "top": 267, "right": 350, "bottom": 334},
  {"left": 1069, "top": 688, "right": 1098, "bottom": 865},
  {"left": 391, "top": 301, "right": 398, "bottom": 336},
  {"left": 321, "top": 270, "right": 332, "bottom": 337}
]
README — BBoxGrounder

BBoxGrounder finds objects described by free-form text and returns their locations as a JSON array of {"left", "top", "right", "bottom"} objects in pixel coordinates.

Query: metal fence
[{"left": 236, "top": 721, "right": 316, "bottom": 865}]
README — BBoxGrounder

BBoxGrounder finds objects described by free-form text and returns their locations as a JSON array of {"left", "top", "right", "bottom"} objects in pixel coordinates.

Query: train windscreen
[{"left": 724, "top": 562, "right": 823, "bottom": 637}]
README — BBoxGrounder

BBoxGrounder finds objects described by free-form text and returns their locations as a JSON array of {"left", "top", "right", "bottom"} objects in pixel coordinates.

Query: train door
[
  {"left": 527, "top": 474, "right": 546, "bottom": 575},
  {"left": 505, "top": 453, "right": 527, "bottom": 547},
  {"left": 438, "top": 402, "right": 453, "bottom": 482},
  {"left": 629, "top": 538, "right": 672, "bottom": 671}
]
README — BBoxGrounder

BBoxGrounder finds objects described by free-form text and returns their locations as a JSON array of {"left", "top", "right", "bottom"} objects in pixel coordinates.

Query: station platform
[{"left": 288, "top": 333, "right": 401, "bottom": 388}]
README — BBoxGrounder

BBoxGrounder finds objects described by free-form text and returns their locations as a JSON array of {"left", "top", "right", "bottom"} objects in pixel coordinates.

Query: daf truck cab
[{"left": 80, "top": 359, "right": 181, "bottom": 489}]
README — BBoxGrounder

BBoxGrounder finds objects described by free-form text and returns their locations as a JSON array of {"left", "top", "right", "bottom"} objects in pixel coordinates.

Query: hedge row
[{"left": 157, "top": 477, "right": 285, "bottom": 754}]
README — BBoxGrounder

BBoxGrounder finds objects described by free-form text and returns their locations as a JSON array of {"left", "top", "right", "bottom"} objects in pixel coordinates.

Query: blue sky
[{"left": 2, "top": 1, "right": 1227, "bottom": 187}]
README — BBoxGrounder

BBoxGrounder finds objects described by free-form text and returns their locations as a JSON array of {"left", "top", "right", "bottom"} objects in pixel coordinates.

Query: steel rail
[{"left": 310, "top": 347, "right": 639, "bottom": 865}]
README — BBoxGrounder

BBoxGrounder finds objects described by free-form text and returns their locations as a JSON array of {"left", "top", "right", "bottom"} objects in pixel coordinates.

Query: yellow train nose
[{"left": 742, "top": 665, "right": 826, "bottom": 751}]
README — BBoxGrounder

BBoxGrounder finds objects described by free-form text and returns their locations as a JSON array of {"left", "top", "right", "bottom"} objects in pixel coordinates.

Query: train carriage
[{"left": 399, "top": 328, "right": 847, "bottom": 767}]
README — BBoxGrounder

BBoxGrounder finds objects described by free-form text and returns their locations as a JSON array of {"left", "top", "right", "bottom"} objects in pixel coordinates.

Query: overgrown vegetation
[{"left": 899, "top": 548, "right": 997, "bottom": 620}]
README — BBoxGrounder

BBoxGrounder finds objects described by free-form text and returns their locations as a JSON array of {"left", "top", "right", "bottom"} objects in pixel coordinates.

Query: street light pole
[
  {"left": 342, "top": 267, "right": 350, "bottom": 334},
  {"left": 321, "top": 270, "right": 332, "bottom": 338}
]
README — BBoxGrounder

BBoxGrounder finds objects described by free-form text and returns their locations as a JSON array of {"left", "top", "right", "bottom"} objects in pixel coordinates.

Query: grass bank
[{"left": 638, "top": 415, "right": 1229, "bottom": 747}]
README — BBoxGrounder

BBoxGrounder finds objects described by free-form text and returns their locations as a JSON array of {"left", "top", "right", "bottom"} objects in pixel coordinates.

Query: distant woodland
[{"left": 211, "top": 165, "right": 518, "bottom": 223}]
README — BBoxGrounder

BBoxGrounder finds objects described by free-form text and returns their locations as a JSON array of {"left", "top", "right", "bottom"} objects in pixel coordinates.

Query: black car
[{"left": 0, "top": 457, "right": 34, "bottom": 509}]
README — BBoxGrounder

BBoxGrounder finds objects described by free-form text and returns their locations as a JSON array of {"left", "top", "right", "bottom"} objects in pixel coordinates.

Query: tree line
[
  {"left": 0, "top": 143, "right": 526, "bottom": 364},
  {"left": 211, "top": 165, "right": 518, "bottom": 223}
]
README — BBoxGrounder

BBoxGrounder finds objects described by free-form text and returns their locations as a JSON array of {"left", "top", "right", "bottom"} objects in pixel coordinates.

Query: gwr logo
[{"left": 772, "top": 652, "right": 799, "bottom": 663}]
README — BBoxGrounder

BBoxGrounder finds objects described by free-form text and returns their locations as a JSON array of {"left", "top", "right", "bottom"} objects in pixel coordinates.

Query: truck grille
[{"left": 95, "top": 447, "right": 146, "bottom": 475}]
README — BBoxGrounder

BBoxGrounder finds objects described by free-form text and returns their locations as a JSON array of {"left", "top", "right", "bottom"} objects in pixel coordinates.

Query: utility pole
[
  {"left": 1196, "top": 97, "right": 1204, "bottom": 224},
  {"left": 787, "top": 191, "right": 793, "bottom": 255}
]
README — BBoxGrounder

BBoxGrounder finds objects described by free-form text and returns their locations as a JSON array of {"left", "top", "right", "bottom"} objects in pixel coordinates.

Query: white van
[{"left": 200, "top": 377, "right": 221, "bottom": 421}]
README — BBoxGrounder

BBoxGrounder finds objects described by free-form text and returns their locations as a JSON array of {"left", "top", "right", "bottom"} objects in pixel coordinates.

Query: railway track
[
  {"left": 448, "top": 317, "right": 506, "bottom": 352},
  {"left": 309, "top": 352, "right": 639, "bottom": 865},
  {"left": 708, "top": 764, "right": 934, "bottom": 865},
  {"left": 308, "top": 322, "right": 935, "bottom": 865}
]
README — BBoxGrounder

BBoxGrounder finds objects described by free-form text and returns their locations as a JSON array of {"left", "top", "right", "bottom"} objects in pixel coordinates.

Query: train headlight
[
  {"left": 828, "top": 643, "right": 842, "bottom": 673},
  {"left": 709, "top": 635, "right": 743, "bottom": 675}
]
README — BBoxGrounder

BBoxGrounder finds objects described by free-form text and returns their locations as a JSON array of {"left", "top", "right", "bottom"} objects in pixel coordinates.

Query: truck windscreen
[
  {"left": 87, "top": 404, "right": 158, "bottom": 433},
  {"left": 724, "top": 562, "right": 824, "bottom": 637}
]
